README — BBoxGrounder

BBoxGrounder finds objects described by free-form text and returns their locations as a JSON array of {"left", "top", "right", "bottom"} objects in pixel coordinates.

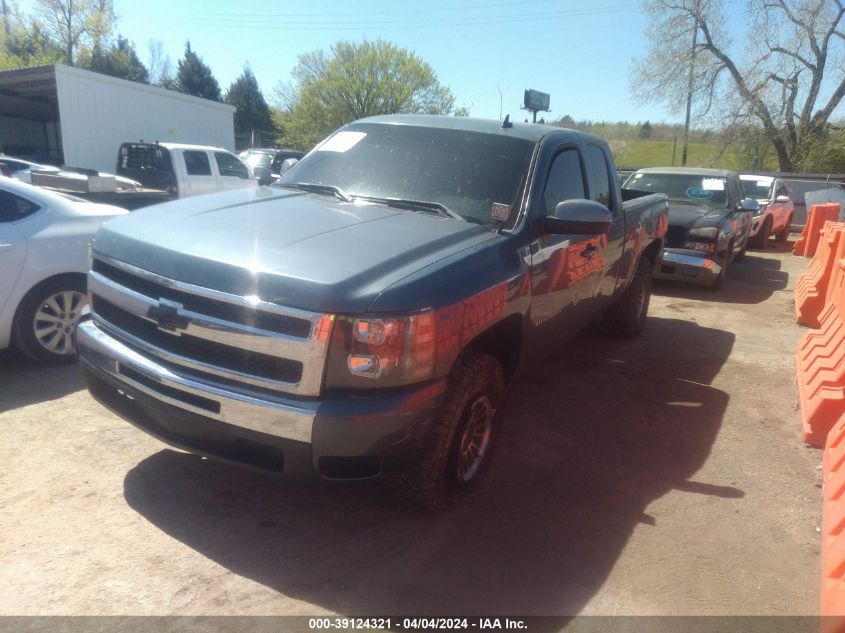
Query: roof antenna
[{"left": 501, "top": 114, "right": 512, "bottom": 129}]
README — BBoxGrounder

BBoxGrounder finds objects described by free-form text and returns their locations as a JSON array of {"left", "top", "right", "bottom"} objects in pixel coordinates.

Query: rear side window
[
  {"left": 214, "top": 152, "right": 249, "bottom": 179},
  {"left": 0, "top": 188, "right": 41, "bottom": 222},
  {"left": 542, "top": 148, "right": 586, "bottom": 214},
  {"left": 184, "top": 151, "right": 212, "bottom": 176},
  {"left": 587, "top": 144, "right": 612, "bottom": 209}
]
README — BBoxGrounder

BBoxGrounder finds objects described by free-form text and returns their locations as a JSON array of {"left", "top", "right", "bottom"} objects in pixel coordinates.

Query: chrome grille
[{"left": 88, "top": 254, "right": 334, "bottom": 397}]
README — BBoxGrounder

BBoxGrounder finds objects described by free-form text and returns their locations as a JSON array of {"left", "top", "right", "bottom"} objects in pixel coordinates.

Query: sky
[{"left": 23, "top": 0, "right": 748, "bottom": 124}]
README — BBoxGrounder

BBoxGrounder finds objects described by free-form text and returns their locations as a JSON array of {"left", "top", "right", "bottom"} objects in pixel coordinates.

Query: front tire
[
  {"left": 709, "top": 245, "right": 731, "bottom": 292},
  {"left": 604, "top": 256, "right": 652, "bottom": 339},
  {"left": 751, "top": 217, "right": 771, "bottom": 249},
  {"left": 390, "top": 350, "right": 505, "bottom": 510},
  {"left": 776, "top": 214, "right": 792, "bottom": 243},
  {"left": 13, "top": 276, "right": 87, "bottom": 365}
]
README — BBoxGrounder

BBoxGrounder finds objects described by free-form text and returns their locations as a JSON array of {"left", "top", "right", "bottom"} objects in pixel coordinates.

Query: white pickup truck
[{"left": 36, "top": 143, "right": 258, "bottom": 211}]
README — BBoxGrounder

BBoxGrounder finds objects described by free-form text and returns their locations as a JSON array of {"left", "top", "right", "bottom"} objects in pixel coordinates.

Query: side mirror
[
  {"left": 543, "top": 199, "right": 612, "bottom": 235},
  {"left": 253, "top": 165, "right": 272, "bottom": 186},
  {"left": 279, "top": 158, "right": 299, "bottom": 176},
  {"left": 739, "top": 197, "right": 760, "bottom": 213},
  {"left": 775, "top": 195, "right": 791, "bottom": 203}
]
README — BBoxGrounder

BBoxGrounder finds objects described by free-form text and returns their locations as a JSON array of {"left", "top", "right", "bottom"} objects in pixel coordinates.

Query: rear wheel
[
  {"left": 776, "top": 214, "right": 792, "bottom": 243},
  {"left": 389, "top": 350, "right": 505, "bottom": 510},
  {"left": 604, "top": 256, "right": 652, "bottom": 339},
  {"left": 13, "top": 276, "right": 87, "bottom": 364}
]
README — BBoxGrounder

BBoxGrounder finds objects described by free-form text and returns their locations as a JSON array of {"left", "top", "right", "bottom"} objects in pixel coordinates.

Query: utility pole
[
  {"left": 497, "top": 85, "right": 503, "bottom": 121},
  {"left": 681, "top": 5, "right": 699, "bottom": 166}
]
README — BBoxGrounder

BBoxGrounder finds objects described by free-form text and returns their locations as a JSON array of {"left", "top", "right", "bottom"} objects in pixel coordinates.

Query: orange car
[{"left": 740, "top": 175, "right": 795, "bottom": 247}]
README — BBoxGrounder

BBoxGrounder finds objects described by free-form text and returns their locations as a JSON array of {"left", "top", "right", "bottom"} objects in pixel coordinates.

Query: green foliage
[
  {"left": 282, "top": 39, "right": 457, "bottom": 148},
  {"left": 226, "top": 65, "right": 275, "bottom": 144},
  {"left": 34, "top": 0, "right": 115, "bottom": 65},
  {"left": 0, "top": 7, "right": 62, "bottom": 69},
  {"left": 175, "top": 41, "right": 221, "bottom": 101},
  {"left": 638, "top": 121, "right": 653, "bottom": 139},
  {"left": 82, "top": 35, "right": 148, "bottom": 83}
]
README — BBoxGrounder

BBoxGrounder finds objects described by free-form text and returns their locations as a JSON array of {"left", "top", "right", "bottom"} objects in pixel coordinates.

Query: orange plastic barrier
[
  {"left": 796, "top": 256, "right": 845, "bottom": 446},
  {"left": 822, "top": 415, "right": 845, "bottom": 621},
  {"left": 796, "top": 223, "right": 845, "bottom": 327},
  {"left": 794, "top": 203, "right": 841, "bottom": 257}
]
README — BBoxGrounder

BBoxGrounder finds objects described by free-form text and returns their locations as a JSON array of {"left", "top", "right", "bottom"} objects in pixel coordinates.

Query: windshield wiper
[
  {"left": 277, "top": 182, "right": 352, "bottom": 202},
  {"left": 360, "top": 196, "right": 466, "bottom": 222}
]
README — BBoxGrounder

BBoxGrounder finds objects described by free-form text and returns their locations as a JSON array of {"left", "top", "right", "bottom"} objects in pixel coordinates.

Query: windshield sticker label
[
  {"left": 317, "top": 131, "right": 366, "bottom": 153},
  {"left": 757, "top": 180, "right": 770, "bottom": 187},
  {"left": 702, "top": 178, "right": 725, "bottom": 191},
  {"left": 686, "top": 187, "right": 714, "bottom": 199},
  {"left": 491, "top": 202, "right": 511, "bottom": 222}
]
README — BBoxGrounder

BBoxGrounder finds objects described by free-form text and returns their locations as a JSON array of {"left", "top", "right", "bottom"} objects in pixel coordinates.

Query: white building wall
[{"left": 54, "top": 65, "right": 236, "bottom": 173}]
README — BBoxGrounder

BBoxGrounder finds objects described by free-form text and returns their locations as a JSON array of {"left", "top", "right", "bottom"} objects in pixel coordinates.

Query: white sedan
[
  {"left": 0, "top": 156, "right": 61, "bottom": 183},
  {"left": 0, "top": 178, "right": 126, "bottom": 363}
]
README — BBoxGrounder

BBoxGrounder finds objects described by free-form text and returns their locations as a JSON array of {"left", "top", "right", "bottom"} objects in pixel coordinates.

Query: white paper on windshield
[
  {"left": 757, "top": 180, "right": 770, "bottom": 187},
  {"left": 702, "top": 178, "right": 725, "bottom": 191},
  {"left": 317, "top": 131, "right": 366, "bottom": 153}
]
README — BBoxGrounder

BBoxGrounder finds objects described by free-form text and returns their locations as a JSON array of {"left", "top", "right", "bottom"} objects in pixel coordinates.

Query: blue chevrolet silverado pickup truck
[{"left": 77, "top": 115, "right": 668, "bottom": 508}]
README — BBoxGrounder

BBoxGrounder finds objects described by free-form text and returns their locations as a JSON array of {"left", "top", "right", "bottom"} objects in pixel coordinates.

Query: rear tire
[
  {"left": 389, "top": 350, "right": 505, "bottom": 511},
  {"left": 13, "top": 275, "right": 87, "bottom": 365},
  {"left": 776, "top": 214, "right": 792, "bottom": 243},
  {"left": 604, "top": 256, "right": 652, "bottom": 339}
]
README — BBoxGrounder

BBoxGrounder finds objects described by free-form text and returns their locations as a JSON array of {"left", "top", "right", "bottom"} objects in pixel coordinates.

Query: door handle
[{"left": 580, "top": 244, "right": 598, "bottom": 258}]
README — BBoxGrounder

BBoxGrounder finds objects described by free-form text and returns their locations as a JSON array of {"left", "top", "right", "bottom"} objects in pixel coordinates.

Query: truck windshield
[
  {"left": 279, "top": 122, "right": 535, "bottom": 226},
  {"left": 625, "top": 172, "right": 730, "bottom": 210}
]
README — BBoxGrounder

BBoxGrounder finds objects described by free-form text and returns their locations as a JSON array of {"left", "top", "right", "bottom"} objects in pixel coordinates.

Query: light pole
[{"left": 497, "top": 85, "right": 503, "bottom": 121}]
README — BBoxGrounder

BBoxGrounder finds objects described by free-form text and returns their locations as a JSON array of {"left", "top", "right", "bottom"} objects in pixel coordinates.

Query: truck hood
[
  {"left": 667, "top": 202, "right": 729, "bottom": 230},
  {"left": 92, "top": 187, "right": 499, "bottom": 314}
]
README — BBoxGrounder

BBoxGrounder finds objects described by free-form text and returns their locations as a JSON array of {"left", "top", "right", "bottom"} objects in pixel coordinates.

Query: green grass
[{"left": 609, "top": 139, "right": 778, "bottom": 171}]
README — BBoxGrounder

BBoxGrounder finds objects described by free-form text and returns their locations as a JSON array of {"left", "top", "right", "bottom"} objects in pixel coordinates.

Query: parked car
[
  {"left": 0, "top": 178, "right": 126, "bottom": 363},
  {"left": 239, "top": 148, "right": 306, "bottom": 180},
  {"left": 78, "top": 115, "right": 667, "bottom": 508},
  {"left": 0, "top": 155, "right": 60, "bottom": 183},
  {"left": 623, "top": 167, "right": 758, "bottom": 290},
  {"left": 117, "top": 142, "right": 257, "bottom": 198},
  {"left": 739, "top": 174, "right": 794, "bottom": 247}
]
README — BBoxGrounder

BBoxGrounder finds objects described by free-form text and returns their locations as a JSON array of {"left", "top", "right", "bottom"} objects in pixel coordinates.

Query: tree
[
  {"left": 34, "top": 0, "right": 115, "bottom": 66},
  {"left": 0, "top": 9, "right": 63, "bottom": 69},
  {"left": 175, "top": 41, "right": 221, "bottom": 101},
  {"left": 83, "top": 35, "right": 148, "bottom": 83},
  {"left": 638, "top": 120, "right": 653, "bottom": 139},
  {"left": 282, "top": 39, "right": 457, "bottom": 147},
  {"left": 632, "top": 0, "right": 845, "bottom": 172},
  {"left": 225, "top": 65, "right": 275, "bottom": 146},
  {"left": 147, "top": 38, "right": 174, "bottom": 88}
]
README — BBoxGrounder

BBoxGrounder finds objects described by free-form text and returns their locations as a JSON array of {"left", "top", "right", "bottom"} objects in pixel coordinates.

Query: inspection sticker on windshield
[
  {"left": 702, "top": 178, "right": 725, "bottom": 190},
  {"left": 317, "top": 131, "right": 366, "bottom": 153},
  {"left": 491, "top": 202, "right": 511, "bottom": 222}
]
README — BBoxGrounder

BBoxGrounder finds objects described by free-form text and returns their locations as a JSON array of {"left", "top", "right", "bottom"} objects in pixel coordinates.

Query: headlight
[
  {"left": 686, "top": 226, "right": 718, "bottom": 239},
  {"left": 325, "top": 311, "right": 437, "bottom": 388}
]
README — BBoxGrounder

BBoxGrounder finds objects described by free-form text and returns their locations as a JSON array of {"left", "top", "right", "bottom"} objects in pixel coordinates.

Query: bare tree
[
  {"left": 35, "top": 0, "right": 115, "bottom": 66},
  {"left": 147, "top": 38, "right": 173, "bottom": 87},
  {"left": 632, "top": 0, "right": 845, "bottom": 171}
]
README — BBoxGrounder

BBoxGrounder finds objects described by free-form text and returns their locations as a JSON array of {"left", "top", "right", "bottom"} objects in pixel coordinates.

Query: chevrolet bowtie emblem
[{"left": 146, "top": 298, "right": 189, "bottom": 334}]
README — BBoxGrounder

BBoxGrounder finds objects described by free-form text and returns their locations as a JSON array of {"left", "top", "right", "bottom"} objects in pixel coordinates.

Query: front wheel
[
  {"left": 389, "top": 350, "right": 505, "bottom": 510},
  {"left": 750, "top": 217, "right": 771, "bottom": 249},
  {"left": 709, "top": 245, "right": 731, "bottom": 292},
  {"left": 604, "top": 256, "right": 652, "bottom": 339},
  {"left": 13, "top": 276, "right": 87, "bottom": 364},
  {"left": 775, "top": 214, "right": 792, "bottom": 243}
]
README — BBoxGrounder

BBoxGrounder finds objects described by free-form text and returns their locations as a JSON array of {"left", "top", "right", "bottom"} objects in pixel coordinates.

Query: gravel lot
[{"left": 0, "top": 240, "right": 822, "bottom": 616}]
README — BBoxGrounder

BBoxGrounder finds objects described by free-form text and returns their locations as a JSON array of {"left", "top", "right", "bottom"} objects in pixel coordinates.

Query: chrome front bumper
[
  {"left": 653, "top": 249, "right": 721, "bottom": 286},
  {"left": 77, "top": 319, "right": 317, "bottom": 444}
]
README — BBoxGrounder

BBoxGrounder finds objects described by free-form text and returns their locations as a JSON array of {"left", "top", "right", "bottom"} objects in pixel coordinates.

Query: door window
[
  {"left": 0, "top": 189, "right": 41, "bottom": 222},
  {"left": 183, "top": 151, "right": 212, "bottom": 176},
  {"left": 542, "top": 148, "right": 586, "bottom": 214},
  {"left": 586, "top": 144, "right": 613, "bottom": 210},
  {"left": 215, "top": 152, "right": 249, "bottom": 179}
]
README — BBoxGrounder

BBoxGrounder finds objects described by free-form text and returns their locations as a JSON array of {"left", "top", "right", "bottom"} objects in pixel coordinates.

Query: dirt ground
[{"left": 0, "top": 240, "right": 823, "bottom": 616}]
